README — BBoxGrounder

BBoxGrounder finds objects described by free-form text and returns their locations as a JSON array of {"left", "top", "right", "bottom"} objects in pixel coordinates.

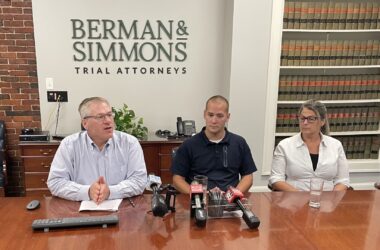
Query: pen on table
[{"left": 127, "top": 197, "right": 135, "bottom": 207}]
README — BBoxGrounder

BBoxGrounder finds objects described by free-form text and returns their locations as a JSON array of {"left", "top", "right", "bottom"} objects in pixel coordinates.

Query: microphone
[
  {"left": 190, "top": 181, "right": 207, "bottom": 227},
  {"left": 225, "top": 186, "right": 260, "bottom": 229},
  {"left": 147, "top": 174, "right": 168, "bottom": 217}
]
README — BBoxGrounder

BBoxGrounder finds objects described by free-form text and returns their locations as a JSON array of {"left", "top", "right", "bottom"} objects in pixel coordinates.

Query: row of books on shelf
[
  {"left": 276, "top": 106, "right": 380, "bottom": 132},
  {"left": 278, "top": 74, "right": 380, "bottom": 101},
  {"left": 275, "top": 134, "right": 380, "bottom": 159},
  {"left": 281, "top": 40, "right": 380, "bottom": 66},
  {"left": 283, "top": 1, "right": 380, "bottom": 30}
]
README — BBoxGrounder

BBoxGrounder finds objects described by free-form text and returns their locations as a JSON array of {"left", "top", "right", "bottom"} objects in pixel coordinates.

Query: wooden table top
[{"left": 0, "top": 190, "right": 379, "bottom": 249}]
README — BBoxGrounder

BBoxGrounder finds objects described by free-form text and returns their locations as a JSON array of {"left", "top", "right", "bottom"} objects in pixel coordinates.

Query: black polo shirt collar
[{"left": 200, "top": 127, "right": 231, "bottom": 146}]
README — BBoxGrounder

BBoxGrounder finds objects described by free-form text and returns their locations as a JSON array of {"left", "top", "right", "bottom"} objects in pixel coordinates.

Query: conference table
[{"left": 0, "top": 190, "right": 379, "bottom": 249}]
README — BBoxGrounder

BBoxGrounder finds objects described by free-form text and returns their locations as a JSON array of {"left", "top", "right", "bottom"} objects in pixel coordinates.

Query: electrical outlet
[
  {"left": 47, "top": 91, "right": 68, "bottom": 102},
  {"left": 46, "top": 78, "right": 54, "bottom": 90}
]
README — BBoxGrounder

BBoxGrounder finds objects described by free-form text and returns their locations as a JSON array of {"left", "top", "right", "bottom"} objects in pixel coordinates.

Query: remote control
[{"left": 32, "top": 214, "right": 119, "bottom": 232}]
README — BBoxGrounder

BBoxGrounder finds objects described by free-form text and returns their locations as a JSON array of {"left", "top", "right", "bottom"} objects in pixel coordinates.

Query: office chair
[{"left": 375, "top": 182, "right": 380, "bottom": 190}]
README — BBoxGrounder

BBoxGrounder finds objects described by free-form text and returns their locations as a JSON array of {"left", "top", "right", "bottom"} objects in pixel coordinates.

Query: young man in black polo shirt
[{"left": 171, "top": 95, "right": 257, "bottom": 194}]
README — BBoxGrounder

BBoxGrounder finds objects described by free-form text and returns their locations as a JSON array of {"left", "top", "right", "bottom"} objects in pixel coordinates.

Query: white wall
[{"left": 32, "top": 0, "right": 231, "bottom": 135}]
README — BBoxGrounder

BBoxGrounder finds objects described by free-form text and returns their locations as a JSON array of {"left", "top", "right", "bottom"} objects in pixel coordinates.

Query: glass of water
[
  {"left": 194, "top": 175, "right": 208, "bottom": 205},
  {"left": 309, "top": 178, "right": 324, "bottom": 208}
]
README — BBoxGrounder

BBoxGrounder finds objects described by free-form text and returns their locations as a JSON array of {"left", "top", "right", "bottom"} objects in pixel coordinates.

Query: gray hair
[
  {"left": 298, "top": 99, "right": 330, "bottom": 135},
  {"left": 78, "top": 97, "right": 110, "bottom": 119}
]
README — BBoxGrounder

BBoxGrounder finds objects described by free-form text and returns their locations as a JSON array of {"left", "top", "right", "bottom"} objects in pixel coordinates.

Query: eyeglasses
[
  {"left": 298, "top": 116, "right": 319, "bottom": 123},
  {"left": 84, "top": 112, "right": 115, "bottom": 122}
]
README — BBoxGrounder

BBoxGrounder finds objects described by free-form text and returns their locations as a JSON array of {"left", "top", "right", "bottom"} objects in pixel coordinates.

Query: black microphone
[
  {"left": 190, "top": 181, "right": 207, "bottom": 227},
  {"left": 225, "top": 186, "right": 260, "bottom": 229},
  {"left": 147, "top": 174, "right": 168, "bottom": 217}
]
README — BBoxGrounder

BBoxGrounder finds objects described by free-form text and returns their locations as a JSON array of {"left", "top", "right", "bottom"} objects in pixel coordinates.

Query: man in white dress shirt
[{"left": 47, "top": 97, "right": 147, "bottom": 203}]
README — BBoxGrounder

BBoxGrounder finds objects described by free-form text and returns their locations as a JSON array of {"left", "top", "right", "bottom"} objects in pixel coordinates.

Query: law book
[
  {"left": 343, "top": 75, "right": 351, "bottom": 100},
  {"left": 329, "top": 108, "right": 338, "bottom": 132},
  {"left": 289, "top": 110, "right": 298, "bottom": 132},
  {"left": 306, "top": 40, "right": 313, "bottom": 66},
  {"left": 278, "top": 75, "right": 286, "bottom": 101},
  {"left": 290, "top": 75, "right": 298, "bottom": 100},
  {"left": 353, "top": 40, "right": 361, "bottom": 65},
  {"left": 313, "top": 2, "right": 322, "bottom": 29},
  {"left": 284, "top": 75, "right": 293, "bottom": 100},
  {"left": 314, "top": 75, "right": 322, "bottom": 100},
  {"left": 320, "top": 76, "right": 328, "bottom": 100},
  {"left": 324, "top": 75, "right": 332, "bottom": 100},
  {"left": 358, "top": 2, "right": 366, "bottom": 30},
  {"left": 320, "top": 2, "right": 329, "bottom": 29},
  {"left": 306, "top": 2, "right": 315, "bottom": 30},
  {"left": 353, "top": 107, "right": 362, "bottom": 131},
  {"left": 359, "top": 106, "right": 369, "bottom": 131},
  {"left": 283, "top": 0, "right": 290, "bottom": 29},
  {"left": 282, "top": 108, "right": 291, "bottom": 132},
  {"left": 293, "top": 2, "right": 301, "bottom": 29},
  {"left": 359, "top": 40, "right": 367, "bottom": 66},
  {"left": 371, "top": 40, "right": 379, "bottom": 65},
  {"left": 346, "top": 40, "right": 355, "bottom": 65},
  {"left": 326, "top": 1, "right": 335, "bottom": 30},
  {"left": 322, "top": 40, "right": 330, "bottom": 66},
  {"left": 352, "top": 137, "right": 361, "bottom": 159},
  {"left": 367, "top": 74, "right": 376, "bottom": 99},
  {"left": 352, "top": 3, "right": 360, "bottom": 29},
  {"left": 354, "top": 75, "right": 362, "bottom": 99},
  {"left": 331, "top": 75, "right": 340, "bottom": 100},
  {"left": 308, "top": 75, "right": 316, "bottom": 99},
  {"left": 341, "top": 40, "right": 349, "bottom": 66},
  {"left": 296, "top": 75, "right": 304, "bottom": 100},
  {"left": 371, "top": 2, "right": 379, "bottom": 30},
  {"left": 338, "top": 2, "right": 347, "bottom": 30},
  {"left": 347, "top": 107, "right": 355, "bottom": 131},
  {"left": 335, "top": 40, "right": 343, "bottom": 65},
  {"left": 364, "top": 136, "right": 372, "bottom": 158},
  {"left": 366, "top": 106, "right": 376, "bottom": 131},
  {"left": 281, "top": 40, "right": 289, "bottom": 66},
  {"left": 370, "top": 136, "right": 380, "bottom": 159},
  {"left": 336, "top": 108, "right": 345, "bottom": 132},
  {"left": 346, "top": 2, "right": 354, "bottom": 30},
  {"left": 364, "top": 2, "right": 373, "bottom": 30},
  {"left": 299, "top": 40, "right": 308, "bottom": 66},
  {"left": 312, "top": 40, "right": 320, "bottom": 66},
  {"left": 373, "top": 107, "right": 380, "bottom": 130},
  {"left": 337, "top": 76, "right": 345, "bottom": 100},
  {"left": 301, "top": 75, "right": 309, "bottom": 100},
  {"left": 360, "top": 75, "right": 369, "bottom": 99},
  {"left": 349, "top": 75, "right": 357, "bottom": 99},
  {"left": 358, "top": 136, "right": 366, "bottom": 159},
  {"left": 346, "top": 137, "right": 354, "bottom": 159},
  {"left": 318, "top": 40, "right": 326, "bottom": 66},
  {"left": 287, "top": 0, "right": 295, "bottom": 29},
  {"left": 376, "top": 75, "right": 380, "bottom": 99},
  {"left": 342, "top": 107, "right": 351, "bottom": 131},
  {"left": 287, "top": 40, "right": 296, "bottom": 66},
  {"left": 299, "top": 2, "right": 308, "bottom": 29},
  {"left": 294, "top": 40, "right": 302, "bottom": 66},
  {"left": 330, "top": 40, "right": 338, "bottom": 66},
  {"left": 276, "top": 108, "right": 284, "bottom": 132},
  {"left": 332, "top": 2, "right": 341, "bottom": 30},
  {"left": 365, "top": 40, "right": 373, "bottom": 66}
]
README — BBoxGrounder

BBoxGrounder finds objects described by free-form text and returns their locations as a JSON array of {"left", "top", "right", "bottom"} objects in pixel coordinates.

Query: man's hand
[{"left": 89, "top": 176, "right": 110, "bottom": 204}]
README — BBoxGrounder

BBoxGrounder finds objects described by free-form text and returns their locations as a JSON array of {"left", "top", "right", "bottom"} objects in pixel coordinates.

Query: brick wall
[{"left": 0, "top": 0, "right": 40, "bottom": 196}]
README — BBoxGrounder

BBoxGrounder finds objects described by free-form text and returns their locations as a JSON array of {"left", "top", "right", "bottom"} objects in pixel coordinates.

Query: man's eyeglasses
[
  {"left": 84, "top": 112, "right": 115, "bottom": 122},
  {"left": 298, "top": 116, "right": 319, "bottom": 123}
]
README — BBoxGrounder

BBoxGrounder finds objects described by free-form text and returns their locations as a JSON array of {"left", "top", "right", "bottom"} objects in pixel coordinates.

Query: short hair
[
  {"left": 78, "top": 97, "right": 110, "bottom": 119},
  {"left": 298, "top": 99, "right": 330, "bottom": 135},
  {"left": 205, "top": 95, "right": 229, "bottom": 112}
]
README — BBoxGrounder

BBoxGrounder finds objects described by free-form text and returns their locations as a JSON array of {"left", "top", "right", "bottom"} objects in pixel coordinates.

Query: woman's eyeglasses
[{"left": 298, "top": 116, "right": 319, "bottom": 123}]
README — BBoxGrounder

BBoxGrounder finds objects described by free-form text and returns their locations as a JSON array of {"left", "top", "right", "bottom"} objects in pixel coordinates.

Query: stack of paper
[{"left": 79, "top": 199, "right": 123, "bottom": 212}]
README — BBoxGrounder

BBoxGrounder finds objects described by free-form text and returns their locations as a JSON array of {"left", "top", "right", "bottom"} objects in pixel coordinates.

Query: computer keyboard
[{"left": 32, "top": 214, "right": 119, "bottom": 232}]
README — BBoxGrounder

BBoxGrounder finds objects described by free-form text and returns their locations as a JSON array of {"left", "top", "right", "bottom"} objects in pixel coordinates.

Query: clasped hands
[{"left": 89, "top": 176, "right": 110, "bottom": 204}]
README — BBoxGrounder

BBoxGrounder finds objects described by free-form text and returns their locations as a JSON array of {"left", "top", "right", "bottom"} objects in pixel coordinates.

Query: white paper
[{"left": 79, "top": 199, "right": 123, "bottom": 212}]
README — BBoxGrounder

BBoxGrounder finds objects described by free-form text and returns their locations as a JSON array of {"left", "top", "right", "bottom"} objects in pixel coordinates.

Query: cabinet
[
  {"left": 263, "top": 0, "right": 380, "bottom": 174},
  {"left": 19, "top": 137, "right": 182, "bottom": 196}
]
